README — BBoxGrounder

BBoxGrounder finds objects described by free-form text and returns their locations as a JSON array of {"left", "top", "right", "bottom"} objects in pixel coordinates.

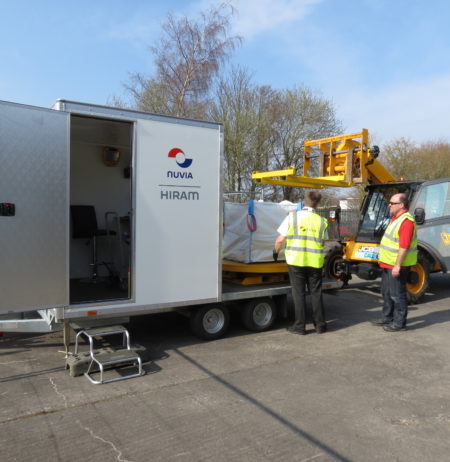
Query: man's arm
[
  {"left": 274, "top": 235, "right": 286, "bottom": 254},
  {"left": 273, "top": 215, "right": 290, "bottom": 260}
]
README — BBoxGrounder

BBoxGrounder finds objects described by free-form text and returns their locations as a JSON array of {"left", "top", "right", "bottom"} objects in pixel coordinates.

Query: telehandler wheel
[
  {"left": 407, "top": 253, "right": 431, "bottom": 304},
  {"left": 241, "top": 297, "right": 277, "bottom": 332},
  {"left": 190, "top": 304, "right": 230, "bottom": 340},
  {"left": 323, "top": 243, "right": 349, "bottom": 282}
]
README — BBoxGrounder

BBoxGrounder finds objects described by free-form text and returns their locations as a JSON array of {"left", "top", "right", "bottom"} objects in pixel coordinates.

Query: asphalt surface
[{"left": 1, "top": 275, "right": 450, "bottom": 462}]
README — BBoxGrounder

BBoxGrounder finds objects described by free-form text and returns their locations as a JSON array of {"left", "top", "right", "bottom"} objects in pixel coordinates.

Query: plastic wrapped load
[{"left": 223, "top": 200, "right": 299, "bottom": 263}]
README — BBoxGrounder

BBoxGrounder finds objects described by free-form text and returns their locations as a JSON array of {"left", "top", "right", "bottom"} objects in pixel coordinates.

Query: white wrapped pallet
[{"left": 223, "top": 200, "right": 299, "bottom": 263}]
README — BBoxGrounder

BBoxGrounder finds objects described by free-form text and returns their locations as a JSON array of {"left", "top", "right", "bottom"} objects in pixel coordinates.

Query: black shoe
[
  {"left": 383, "top": 324, "right": 406, "bottom": 332},
  {"left": 286, "top": 326, "right": 306, "bottom": 335},
  {"left": 370, "top": 319, "right": 391, "bottom": 326},
  {"left": 316, "top": 326, "right": 327, "bottom": 334}
]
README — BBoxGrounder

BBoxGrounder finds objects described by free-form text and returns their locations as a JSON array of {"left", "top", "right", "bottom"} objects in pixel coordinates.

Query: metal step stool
[{"left": 74, "top": 325, "right": 144, "bottom": 384}]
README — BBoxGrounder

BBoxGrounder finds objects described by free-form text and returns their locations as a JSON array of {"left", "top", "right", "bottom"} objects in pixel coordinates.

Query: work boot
[
  {"left": 370, "top": 319, "right": 391, "bottom": 326},
  {"left": 286, "top": 325, "right": 306, "bottom": 335},
  {"left": 383, "top": 324, "right": 406, "bottom": 332}
]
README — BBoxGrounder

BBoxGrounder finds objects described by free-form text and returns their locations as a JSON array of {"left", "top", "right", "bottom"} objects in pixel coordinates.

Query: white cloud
[
  {"left": 96, "top": 12, "right": 160, "bottom": 48},
  {"left": 336, "top": 73, "right": 450, "bottom": 144},
  {"left": 231, "top": 0, "right": 323, "bottom": 39}
]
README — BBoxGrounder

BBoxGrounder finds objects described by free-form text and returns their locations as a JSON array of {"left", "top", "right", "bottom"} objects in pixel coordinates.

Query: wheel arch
[{"left": 417, "top": 241, "right": 447, "bottom": 273}]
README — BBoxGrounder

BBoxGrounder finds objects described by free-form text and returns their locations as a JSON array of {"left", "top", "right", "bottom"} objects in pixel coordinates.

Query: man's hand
[
  {"left": 392, "top": 265, "right": 401, "bottom": 277},
  {"left": 273, "top": 250, "right": 278, "bottom": 262}
]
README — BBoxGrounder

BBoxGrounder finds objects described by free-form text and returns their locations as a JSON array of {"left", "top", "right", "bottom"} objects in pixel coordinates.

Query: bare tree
[
  {"left": 211, "top": 67, "right": 275, "bottom": 194},
  {"left": 381, "top": 138, "right": 450, "bottom": 181},
  {"left": 125, "top": 2, "right": 241, "bottom": 119},
  {"left": 269, "top": 87, "right": 342, "bottom": 201},
  {"left": 211, "top": 76, "right": 342, "bottom": 202}
]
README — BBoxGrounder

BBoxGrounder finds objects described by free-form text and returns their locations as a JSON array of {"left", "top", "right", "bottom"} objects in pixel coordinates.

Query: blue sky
[{"left": 2, "top": 0, "right": 450, "bottom": 145}]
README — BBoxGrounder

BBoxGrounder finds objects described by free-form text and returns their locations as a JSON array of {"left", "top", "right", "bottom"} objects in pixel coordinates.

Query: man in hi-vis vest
[
  {"left": 274, "top": 191, "right": 328, "bottom": 335},
  {"left": 372, "top": 193, "right": 417, "bottom": 332}
]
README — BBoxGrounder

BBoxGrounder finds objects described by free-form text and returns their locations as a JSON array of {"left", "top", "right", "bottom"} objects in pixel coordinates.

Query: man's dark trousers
[
  {"left": 381, "top": 267, "right": 409, "bottom": 328},
  {"left": 288, "top": 265, "right": 325, "bottom": 329}
]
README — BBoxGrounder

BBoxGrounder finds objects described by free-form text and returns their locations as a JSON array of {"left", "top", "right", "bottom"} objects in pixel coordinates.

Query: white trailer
[{"left": 0, "top": 99, "right": 341, "bottom": 345}]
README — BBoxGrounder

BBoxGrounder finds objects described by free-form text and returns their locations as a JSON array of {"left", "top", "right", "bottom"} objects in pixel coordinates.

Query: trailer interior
[{"left": 69, "top": 115, "right": 133, "bottom": 304}]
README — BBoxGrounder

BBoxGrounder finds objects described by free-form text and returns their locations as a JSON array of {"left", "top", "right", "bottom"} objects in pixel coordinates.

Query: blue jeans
[{"left": 381, "top": 268, "right": 409, "bottom": 328}]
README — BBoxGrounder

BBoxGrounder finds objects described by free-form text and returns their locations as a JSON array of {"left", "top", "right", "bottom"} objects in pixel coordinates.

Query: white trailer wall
[{"left": 134, "top": 118, "right": 222, "bottom": 307}]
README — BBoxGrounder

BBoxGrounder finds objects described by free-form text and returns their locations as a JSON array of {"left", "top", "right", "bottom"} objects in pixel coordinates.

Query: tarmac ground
[{"left": 1, "top": 275, "right": 450, "bottom": 462}]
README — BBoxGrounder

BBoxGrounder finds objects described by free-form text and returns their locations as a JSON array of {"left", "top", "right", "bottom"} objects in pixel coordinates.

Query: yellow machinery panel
[{"left": 344, "top": 241, "right": 380, "bottom": 262}]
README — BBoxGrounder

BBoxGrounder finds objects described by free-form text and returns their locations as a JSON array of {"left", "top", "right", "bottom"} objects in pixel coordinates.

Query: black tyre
[
  {"left": 241, "top": 297, "right": 277, "bottom": 332},
  {"left": 190, "top": 304, "right": 230, "bottom": 340},
  {"left": 323, "top": 242, "right": 348, "bottom": 282},
  {"left": 407, "top": 252, "right": 431, "bottom": 304}
]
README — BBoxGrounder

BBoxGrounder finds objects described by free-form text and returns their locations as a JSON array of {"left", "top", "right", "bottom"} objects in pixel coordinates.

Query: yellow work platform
[{"left": 222, "top": 260, "right": 289, "bottom": 285}]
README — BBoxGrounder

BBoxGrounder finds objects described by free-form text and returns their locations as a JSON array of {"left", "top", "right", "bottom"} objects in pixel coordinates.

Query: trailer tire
[
  {"left": 190, "top": 304, "right": 230, "bottom": 340},
  {"left": 407, "top": 252, "right": 431, "bottom": 304},
  {"left": 241, "top": 298, "right": 277, "bottom": 332}
]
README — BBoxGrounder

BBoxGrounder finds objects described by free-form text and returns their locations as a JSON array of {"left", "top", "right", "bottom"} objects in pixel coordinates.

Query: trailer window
[{"left": 415, "top": 182, "right": 450, "bottom": 219}]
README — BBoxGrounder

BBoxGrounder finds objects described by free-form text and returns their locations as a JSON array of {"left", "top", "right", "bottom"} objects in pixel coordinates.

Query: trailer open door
[
  {"left": 0, "top": 101, "right": 69, "bottom": 314},
  {"left": 133, "top": 116, "right": 222, "bottom": 307}
]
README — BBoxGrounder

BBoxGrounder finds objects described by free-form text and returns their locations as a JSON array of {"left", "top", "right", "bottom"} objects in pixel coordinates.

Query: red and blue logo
[{"left": 168, "top": 148, "right": 193, "bottom": 168}]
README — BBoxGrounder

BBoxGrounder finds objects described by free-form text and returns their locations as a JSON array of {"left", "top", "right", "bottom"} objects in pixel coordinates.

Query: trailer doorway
[{"left": 69, "top": 115, "right": 133, "bottom": 304}]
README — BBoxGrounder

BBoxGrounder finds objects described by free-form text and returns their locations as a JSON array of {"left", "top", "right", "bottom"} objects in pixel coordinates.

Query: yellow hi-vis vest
[
  {"left": 285, "top": 210, "right": 328, "bottom": 268},
  {"left": 379, "top": 211, "right": 418, "bottom": 267}
]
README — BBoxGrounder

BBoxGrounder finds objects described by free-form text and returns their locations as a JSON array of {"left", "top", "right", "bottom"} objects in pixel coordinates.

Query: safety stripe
[
  {"left": 285, "top": 234, "right": 324, "bottom": 243},
  {"left": 383, "top": 235, "right": 417, "bottom": 244},
  {"left": 384, "top": 214, "right": 416, "bottom": 239},
  {"left": 384, "top": 233, "right": 399, "bottom": 242},
  {"left": 285, "top": 246, "right": 325, "bottom": 254},
  {"left": 383, "top": 225, "right": 400, "bottom": 240},
  {"left": 379, "top": 244, "right": 418, "bottom": 254},
  {"left": 383, "top": 229, "right": 418, "bottom": 244}
]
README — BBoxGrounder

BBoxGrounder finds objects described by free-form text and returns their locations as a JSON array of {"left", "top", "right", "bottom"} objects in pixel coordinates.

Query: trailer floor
[
  {"left": 70, "top": 278, "right": 128, "bottom": 304},
  {"left": 1, "top": 275, "right": 450, "bottom": 461}
]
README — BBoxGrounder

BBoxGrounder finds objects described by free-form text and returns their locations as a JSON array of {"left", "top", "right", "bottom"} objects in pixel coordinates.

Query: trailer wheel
[
  {"left": 241, "top": 298, "right": 276, "bottom": 332},
  {"left": 407, "top": 252, "right": 431, "bottom": 304},
  {"left": 323, "top": 243, "right": 349, "bottom": 282},
  {"left": 190, "top": 304, "right": 230, "bottom": 340}
]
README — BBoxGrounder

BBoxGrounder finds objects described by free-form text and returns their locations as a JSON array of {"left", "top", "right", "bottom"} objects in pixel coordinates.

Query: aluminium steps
[{"left": 74, "top": 325, "right": 144, "bottom": 384}]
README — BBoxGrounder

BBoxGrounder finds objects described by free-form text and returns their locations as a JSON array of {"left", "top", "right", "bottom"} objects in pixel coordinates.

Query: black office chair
[{"left": 70, "top": 205, "right": 115, "bottom": 282}]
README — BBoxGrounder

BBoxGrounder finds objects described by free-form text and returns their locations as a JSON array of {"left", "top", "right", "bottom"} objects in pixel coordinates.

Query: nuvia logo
[
  {"left": 167, "top": 148, "right": 193, "bottom": 168},
  {"left": 161, "top": 147, "right": 199, "bottom": 201}
]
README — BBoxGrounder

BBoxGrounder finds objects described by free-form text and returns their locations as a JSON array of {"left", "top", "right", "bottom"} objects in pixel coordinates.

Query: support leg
[{"left": 63, "top": 321, "right": 71, "bottom": 358}]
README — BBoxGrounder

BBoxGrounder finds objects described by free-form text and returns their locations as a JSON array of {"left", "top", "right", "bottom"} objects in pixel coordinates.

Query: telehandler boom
[{"left": 252, "top": 129, "right": 395, "bottom": 188}]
